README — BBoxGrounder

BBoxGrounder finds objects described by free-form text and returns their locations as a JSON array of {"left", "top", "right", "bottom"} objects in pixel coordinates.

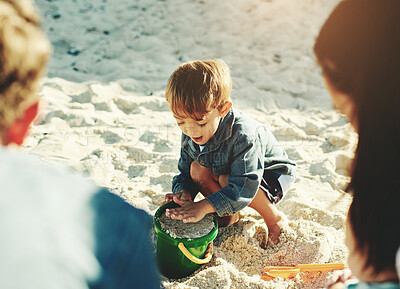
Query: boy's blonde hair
[
  {"left": 0, "top": 0, "right": 50, "bottom": 137},
  {"left": 165, "top": 59, "right": 232, "bottom": 120}
]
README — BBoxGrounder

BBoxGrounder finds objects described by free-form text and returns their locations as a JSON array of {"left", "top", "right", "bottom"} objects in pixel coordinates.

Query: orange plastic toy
[{"left": 262, "top": 263, "right": 346, "bottom": 281}]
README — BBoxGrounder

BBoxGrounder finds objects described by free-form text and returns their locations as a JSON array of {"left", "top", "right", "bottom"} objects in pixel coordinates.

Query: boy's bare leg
[
  {"left": 248, "top": 188, "right": 288, "bottom": 245},
  {"left": 190, "top": 161, "right": 240, "bottom": 227},
  {"left": 218, "top": 174, "right": 286, "bottom": 244},
  {"left": 190, "top": 161, "right": 221, "bottom": 196}
]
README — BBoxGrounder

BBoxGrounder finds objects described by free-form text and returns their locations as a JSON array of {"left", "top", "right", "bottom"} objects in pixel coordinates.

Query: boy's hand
[
  {"left": 163, "top": 190, "right": 192, "bottom": 204},
  {"left": 166, "top": 199, "right": 215, "bottom": 223}
]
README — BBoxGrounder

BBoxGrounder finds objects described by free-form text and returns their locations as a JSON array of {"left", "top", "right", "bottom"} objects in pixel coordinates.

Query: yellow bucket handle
[{"left": 178, "top": 242, "right": 213, "bottom": 264}]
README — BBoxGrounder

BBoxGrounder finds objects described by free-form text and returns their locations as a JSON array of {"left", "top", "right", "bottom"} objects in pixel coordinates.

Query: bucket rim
[{"left": 153, "top": 201, "right": 218, "bottom": 246}]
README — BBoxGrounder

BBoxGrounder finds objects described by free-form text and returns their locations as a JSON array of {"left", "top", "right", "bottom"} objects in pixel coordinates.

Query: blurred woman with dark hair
[{"left": 314, "top": 0, "right": 400, "bottom": 288}]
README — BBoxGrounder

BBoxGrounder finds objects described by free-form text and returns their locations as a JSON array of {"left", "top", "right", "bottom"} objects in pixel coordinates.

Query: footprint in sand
[
  {"left": 123, "top": 146, "right": 154, "bottom": 162},
  {"left": 70, "top": 89, "right": 93, "bottom": 104},
  {"left": 150, "top": 174, "right": 173, "bottom": 191},
  {"left": 101, "top": 131, "right": 123, "bottom": 144},
  {"left": 335, "top": 153, "right": 353, "bottom": 176},
  {"left": 127, "top": 165, "right": 147, "bottom": 178},
  {"left": 114, "top": 96, "right": 140, "bottom": 114}
]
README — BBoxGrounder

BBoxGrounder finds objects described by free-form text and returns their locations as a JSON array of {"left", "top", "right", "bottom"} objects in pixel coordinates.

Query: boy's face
[{"left": 173, "top": 104, "right": 230, "bottom": 146}]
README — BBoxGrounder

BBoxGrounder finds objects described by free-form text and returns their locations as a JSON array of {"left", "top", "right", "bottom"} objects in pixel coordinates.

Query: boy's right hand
[{"left": 163, "top": 190, "right": 192, "bottom": 205}]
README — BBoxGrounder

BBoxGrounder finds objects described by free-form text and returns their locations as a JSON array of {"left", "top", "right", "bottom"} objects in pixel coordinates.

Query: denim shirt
[{"left": 172, "top": 107, "right": 296, "bottom": 217}]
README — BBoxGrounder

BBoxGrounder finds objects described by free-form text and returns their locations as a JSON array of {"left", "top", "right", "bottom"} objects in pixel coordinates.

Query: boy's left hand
[{"left": 166, "top": 198, "right": 215, "bottom": 223}]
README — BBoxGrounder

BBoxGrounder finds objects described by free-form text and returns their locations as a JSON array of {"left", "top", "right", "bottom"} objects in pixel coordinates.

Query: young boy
[
  {"left": 164, "top": 59, "right": 296, "bottom": 244},
  {"left": 0, "top": 1, "right": 159, "bottom": 288}
]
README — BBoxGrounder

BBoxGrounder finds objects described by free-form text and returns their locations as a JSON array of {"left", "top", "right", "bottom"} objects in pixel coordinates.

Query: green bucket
[{"left": 153, "top": 202, "right": 218, "bottom": 279}]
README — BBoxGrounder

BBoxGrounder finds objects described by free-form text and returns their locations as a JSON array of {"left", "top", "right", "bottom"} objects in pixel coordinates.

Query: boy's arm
[
  {"left": 171, "top": 141, "right": 200, "bottom": 200},
  {"left": 207, "top": 134, "right": 265, "bottom": 217}
]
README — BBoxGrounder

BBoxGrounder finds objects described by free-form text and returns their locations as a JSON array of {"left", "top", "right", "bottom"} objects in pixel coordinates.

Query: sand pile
[{"left": 159, "top": 213, "right": 215, "bottom": 239}]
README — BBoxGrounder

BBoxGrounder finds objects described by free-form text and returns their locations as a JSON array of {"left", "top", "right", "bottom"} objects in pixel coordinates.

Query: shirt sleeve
[
  {"left": 89, "top": 188, "right": 161, "bottom": 289},
  {"left": 206, "top": 134, "right": 265, "bottom": 217},
  {"left": 263, "top": 128, "right": 296, "bottom": 177},
  {"left": 171, "top": 138, "right": 200, "bottom": 199}
]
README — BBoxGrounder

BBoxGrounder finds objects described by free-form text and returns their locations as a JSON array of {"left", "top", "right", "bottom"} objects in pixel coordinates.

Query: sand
[
  {"left": 25, "top": 0, "right": 356, "bottom": 288},
  {"left": 159, "top": 213, "right": 215, "bottom": 239}
]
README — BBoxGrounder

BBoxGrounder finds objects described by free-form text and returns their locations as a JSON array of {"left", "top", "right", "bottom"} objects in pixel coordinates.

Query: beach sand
[{"left": 26, "top": 0, "right": 356, "bottom": 288}]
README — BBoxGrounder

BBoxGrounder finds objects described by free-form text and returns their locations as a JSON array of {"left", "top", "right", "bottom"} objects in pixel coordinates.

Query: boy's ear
[
  {"left": 3, "top": 101, "right": 39, "bottom": 146},
  {"left": 219, "top": 101, "right": 232, "bottom": 117}
]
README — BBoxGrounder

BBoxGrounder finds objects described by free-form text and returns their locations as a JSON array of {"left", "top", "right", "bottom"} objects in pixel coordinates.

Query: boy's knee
[
  {"left": 218, "top": 175, "right": 229, "bottom": 188},
  {"left": 190, "top": 161, "right": 213, "bottom": 183}
]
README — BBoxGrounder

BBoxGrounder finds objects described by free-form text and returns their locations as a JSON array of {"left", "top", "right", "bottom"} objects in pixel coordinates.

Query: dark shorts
[{"left": 259, "top": 170, "right": 283, "bottom": 204}]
